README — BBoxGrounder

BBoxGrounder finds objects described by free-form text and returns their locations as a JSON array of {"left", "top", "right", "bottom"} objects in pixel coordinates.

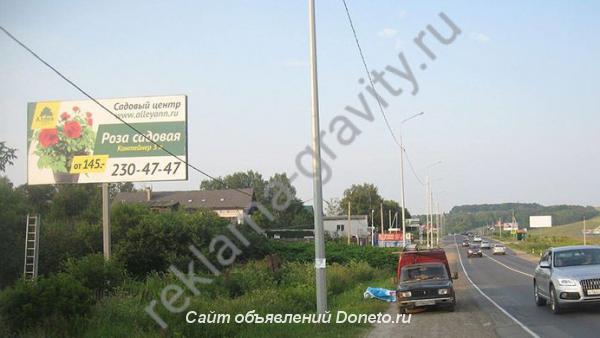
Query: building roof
[
  {"left": 114, "top": 188, "right": 254, "bottom": 210},
  {"left": 323, "top": 215, "right": 368, "bottom": 221}
]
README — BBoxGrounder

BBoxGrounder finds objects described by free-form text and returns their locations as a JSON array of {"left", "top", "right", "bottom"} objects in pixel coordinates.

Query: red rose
[
  {"left": 73, "top": 106, "right": 80, "bottom": 112},
  {"left": 86, "top": 112, "right": 92, "bottom": 118},
  {"left": 39, "top": 128, "right": 59, "bottom": 148},
  {"left": 61, "top": 112, "right": 70, "bottom": 120},
  {"left": 63, "top": 121, "right": 82, "bottom": 138},
  {"left": 86, "top": 117, "right": 93, "bottom": 126}
]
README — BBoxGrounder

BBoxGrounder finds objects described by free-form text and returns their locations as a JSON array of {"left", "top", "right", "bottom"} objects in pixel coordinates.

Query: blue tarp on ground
[{"left": 363, "top": 287, "right": 396, "bottom": 302}]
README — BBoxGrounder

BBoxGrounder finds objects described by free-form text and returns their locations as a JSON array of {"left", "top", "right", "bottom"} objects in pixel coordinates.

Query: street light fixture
[{"left": 399, "top": 112, "right": 424, "bottom": 248}]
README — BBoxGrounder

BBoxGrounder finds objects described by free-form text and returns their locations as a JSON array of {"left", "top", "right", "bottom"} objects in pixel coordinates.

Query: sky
[{"left": 1, "top": 0, "right": 599, "bottom": 214}]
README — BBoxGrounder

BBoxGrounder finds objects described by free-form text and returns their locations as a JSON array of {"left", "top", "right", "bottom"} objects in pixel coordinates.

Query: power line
[
  {"left": 340, "top": 1, "right": 426, "bottom": 186},
  {"left": 341, "top": 0, "right": 401, "bottom": 148},
  {"left": 0, "top": 25, "right": 253, "bottom": 198},
  {"left": 403, "top": 148, "right": 425, "bottom": 186}
]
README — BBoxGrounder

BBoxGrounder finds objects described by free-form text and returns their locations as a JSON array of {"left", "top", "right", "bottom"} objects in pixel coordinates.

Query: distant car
[
  {"left": 473, "top": 236, "right": 482, "bottom": 243},
  {"left": 533, "top": 245, "right": 600, "bottom": 314},
  {"left": 492, "top": 245, "right": 506, "bottom": 255},
  {"left": 468, "top": 245, "right": 483, "bottom": 257},
  {"left": 462, "top": 239, "right": 470, "bottom": 247},
  {"left": 481, "top": 241, "right": 491, "bottom": 249}
]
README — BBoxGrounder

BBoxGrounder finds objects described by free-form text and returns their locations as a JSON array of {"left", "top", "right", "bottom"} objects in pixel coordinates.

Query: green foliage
[
  {"left": 114, "top": 210, "right": 228, "bottom": 277},
  {"left": 47, "top": 185, "right": 101, "bottom": 225},
  {"left": 0, "top": 273, "right": 93, "bottom": 332},
  {"left": 0, "top": 177, "right": 28, "bottom": 288},
  {"left": 200, "top": 170, "right": 313, "bottom": 228},
  {"left": 339, "top": 183, "right": 410, "bottom": 231},
  {"left": 221, "top": 260, "right": 277, "bottom": 297},
  {"left": 38, "top": 222, "right": 99, "bottom": 276},
  {"left": 0, "top": 141, "right": 17, "bottom": 172},
  {"left": 267, "top": 241, "right": 398, "bottom": 272},
  {"left": 62, "top": 254, "right": 126, "bottom": 294}
]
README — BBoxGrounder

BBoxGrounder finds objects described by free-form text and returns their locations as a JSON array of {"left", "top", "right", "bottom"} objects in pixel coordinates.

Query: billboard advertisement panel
[
  {"left": 530, "top": 215, "right": 552, "bottom": 228},
  {"left": 27, "top": 95, "right": 187, "bottom": 184}
]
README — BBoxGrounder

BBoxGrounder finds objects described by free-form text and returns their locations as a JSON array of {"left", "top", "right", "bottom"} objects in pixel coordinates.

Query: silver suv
[{"left": 533, "top": 245, "right": 600, "bottom": 314}]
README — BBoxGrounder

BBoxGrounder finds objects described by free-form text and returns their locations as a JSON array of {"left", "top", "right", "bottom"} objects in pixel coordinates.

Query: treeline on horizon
[{"left": 445, "top": 203, "right": 599, "bottom": 233}]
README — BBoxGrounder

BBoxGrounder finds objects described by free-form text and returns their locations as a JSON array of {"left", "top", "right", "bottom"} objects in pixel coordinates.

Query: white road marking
[
  {"left": 453, "top": 235, "right": 540, "bottom": 338},
  {"left": 482, "top": 252, "right": 534, "bottom": 278}
]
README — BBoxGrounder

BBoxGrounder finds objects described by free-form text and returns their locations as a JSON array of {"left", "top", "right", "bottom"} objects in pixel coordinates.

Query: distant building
[
  {"left": 113, "top": 188, "right": 255, "bottom": 224},
  {"left": 322, "top": 215, "right": 369, "bottom": 240}
]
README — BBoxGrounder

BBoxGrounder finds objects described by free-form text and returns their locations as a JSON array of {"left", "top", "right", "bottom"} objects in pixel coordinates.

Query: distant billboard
[
  {"left": 530, "top": 215, "right": 552, "bottom": 228},
  {"left": 27, "top": 95, "right": 187, "bottom": 184}
]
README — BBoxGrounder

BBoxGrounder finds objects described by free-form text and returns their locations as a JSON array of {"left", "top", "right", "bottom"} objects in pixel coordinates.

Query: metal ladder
[{"left": 23, "top": 214, "right": 40, "bottom": 281}]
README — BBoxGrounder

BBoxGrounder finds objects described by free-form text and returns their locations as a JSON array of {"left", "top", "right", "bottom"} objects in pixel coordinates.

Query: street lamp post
[
  {"left": 424, "top": 161, "right": 442, "bottom": 248},
  {"left": 399, "top": 112, "right": 424, "bottom": 248}
]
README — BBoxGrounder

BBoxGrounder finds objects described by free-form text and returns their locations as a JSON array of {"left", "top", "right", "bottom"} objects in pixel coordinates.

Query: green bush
[
  {"left": 114, "top": 210, "right": 229, "bottom": 278},
  {"left": 0, "top": 273, "right": 92, "bottom": 332},
  {"left": 221, "top": 260, "right": 277, "bottom": 297},
  {"left": 62, "top": 254, "right": 127, "bottom": 294}
]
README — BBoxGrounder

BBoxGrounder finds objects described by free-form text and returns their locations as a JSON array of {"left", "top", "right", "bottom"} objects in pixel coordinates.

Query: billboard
[
  {"left": 27, "top": 95, "right": 187, "bottom": 184},
  {"left": 530, "top": 215, "right": 552, "bottom": 228}
]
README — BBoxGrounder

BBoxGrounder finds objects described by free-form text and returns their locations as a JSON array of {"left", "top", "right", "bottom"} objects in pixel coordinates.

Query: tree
[
  {"left": 200, "top": 170, "right": 266, "bottom": 201},
  {"left": 339, "top": 183, "right": 410, "bottom": 230},
  {"left": 0, "top": 177, "right": 28, "bottom": 288},
  {"left": 0, "top": 141, "right": 17, "bottom": 172},
  {"left": 109, "top": 182, "right": 136, "bottom": 200},
  {"left": 200, "top": 170, "right": 311, "bottom": 228},
  {"left": 324, "top": 198, "right": 343, "bottom": 216}
]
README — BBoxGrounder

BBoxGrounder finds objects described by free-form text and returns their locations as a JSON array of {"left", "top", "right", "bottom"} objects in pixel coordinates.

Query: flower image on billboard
[{"left": 27, "top": 95, "right": 187, "bottom": 184}]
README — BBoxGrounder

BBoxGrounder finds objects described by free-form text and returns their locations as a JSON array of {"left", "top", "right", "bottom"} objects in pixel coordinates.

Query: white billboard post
[
  {"left": 530, "top": 215, "right": 552, "bottom": 228},
  {"left": 27, "top": 95, "right": 188, "bottom": 259}
]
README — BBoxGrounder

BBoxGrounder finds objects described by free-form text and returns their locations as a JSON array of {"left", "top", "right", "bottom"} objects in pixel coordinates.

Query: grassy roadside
[{"left": 5, "top": 260, "right": 395, "bottom": 338}]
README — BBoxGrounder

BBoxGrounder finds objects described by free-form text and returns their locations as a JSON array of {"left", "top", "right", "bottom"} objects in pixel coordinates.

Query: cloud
[
  {"left": 470, "top": 32, "right": 491, "bottom": 44},
  {"left": 377, "top": 28, "right": 398, "bottom": 39},
  {"left": 398, "top": 10, "right": 407, "bottom": 19}
]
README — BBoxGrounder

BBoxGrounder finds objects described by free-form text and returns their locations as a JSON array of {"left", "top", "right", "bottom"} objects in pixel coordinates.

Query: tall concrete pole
[
  {"left": 308, "top": 0, "right": 327, "bottom": 314},
  {"left": 102, "top": 183, "right": 111, "bottom": 260},
  {"left": 399, "top": 112, "right": 423, "bottom": 248},
  {"left": 400, "top": 138, "right": 407, "bottom": 247}
]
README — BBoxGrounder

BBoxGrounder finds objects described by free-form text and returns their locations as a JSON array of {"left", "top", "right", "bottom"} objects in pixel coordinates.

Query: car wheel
[
  {"left": 447, "top": 299, "right": 456, "bottom": 312},
  {"left": 549, "top": 286, "right": 562, "bottom": 314},
  {"left": 398, "top": 305, "right": 406, "bottom": 314},
  {"left": 534, "top": 282, "right": 546, "bottom": 306}
]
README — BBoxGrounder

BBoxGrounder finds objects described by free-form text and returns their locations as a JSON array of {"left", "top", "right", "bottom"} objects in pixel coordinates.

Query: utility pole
[
  {"left": 436, "top": 202, "right": 441, "bottom": 246},
  {"left": 425, "top": 176, "right": 430, "bottom": 248},
  {"left": 308, "top": 0, "right": 327, "bottom": 314},
  {"left": 583, "top": 216, "right": 587, "bottom": 245},
  {"left": 388, "top": 210, "right": 392, "bottom": 230},
  {"left": 380, "top": 202, "right": 384, "bottom": 235},
  {"left": 371, "top": 209, "right": 375, "bottom": 246},
  {"left": 347, "top": 201, "right": 351, "bottom": 245},
  {"left": 429, "top": 179, "right": 434, "bottom": 248},
  {"left": 399, "top": 112, "right": 423, "bottom": 248}
]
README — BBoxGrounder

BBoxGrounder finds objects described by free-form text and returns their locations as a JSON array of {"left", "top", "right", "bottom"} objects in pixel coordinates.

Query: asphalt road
[{"left": 455, "top": 235, "right": 600, "bottom": 338}]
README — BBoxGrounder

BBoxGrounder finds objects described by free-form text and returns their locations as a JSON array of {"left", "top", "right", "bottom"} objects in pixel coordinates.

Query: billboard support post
[{"left": 102, "top": 182, "right": 111, "bottom": 260}]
